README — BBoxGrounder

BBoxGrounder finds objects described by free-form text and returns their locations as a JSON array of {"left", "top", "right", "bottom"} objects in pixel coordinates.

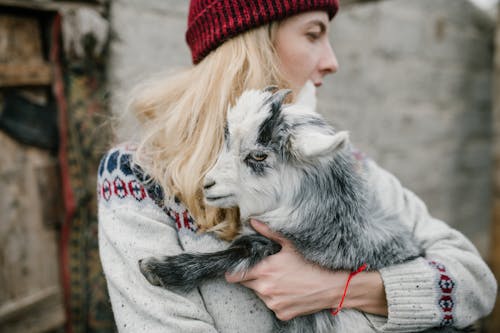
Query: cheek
[
  {"left": 242, "top": 168, "right": 281, "bottom": 202},
  {"left": 276, "top": 43, "right": 317, "bottom": 88}
]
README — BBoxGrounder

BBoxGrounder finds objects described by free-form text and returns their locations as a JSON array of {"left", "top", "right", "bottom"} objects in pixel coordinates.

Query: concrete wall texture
[{"left": 109, "top": 0, "right": 495, "bottom": 257}]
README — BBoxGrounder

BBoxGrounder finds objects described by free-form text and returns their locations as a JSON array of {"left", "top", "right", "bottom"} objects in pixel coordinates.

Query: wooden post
[
  {"left": 488, "top": 3, "right": 500, "bottom": 332},
  {"left": 0, "top": 131, "right": 65, "bottom": 333},
  {"left": 0, "top": 10, "right": 65, "bottom": 333}
]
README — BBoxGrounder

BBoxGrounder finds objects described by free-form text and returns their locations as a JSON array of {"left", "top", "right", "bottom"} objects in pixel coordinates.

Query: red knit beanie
[{"left": 186, "top": 0, "right": 339, "bottom": 64}]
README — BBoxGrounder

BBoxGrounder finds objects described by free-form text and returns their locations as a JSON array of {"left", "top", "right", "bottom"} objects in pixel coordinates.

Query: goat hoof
[{"left": 138, "top": 258, "right": 163, "bottom": 287}]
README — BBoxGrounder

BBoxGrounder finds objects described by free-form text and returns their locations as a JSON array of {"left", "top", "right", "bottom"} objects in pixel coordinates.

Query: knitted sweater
[{"left": 97, "top": 144, "right": 497, "bottom": 333}]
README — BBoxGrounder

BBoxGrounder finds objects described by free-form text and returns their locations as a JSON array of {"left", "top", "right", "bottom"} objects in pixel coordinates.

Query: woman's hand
[{"left": 225, "top": 219, "right": 389, "bottom": 320}]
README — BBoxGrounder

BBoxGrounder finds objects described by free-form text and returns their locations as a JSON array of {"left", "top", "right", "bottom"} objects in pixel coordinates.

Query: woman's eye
[
  {"left": 249, "top": 152, "right": 268, "bottom": 162},
  {"left": 306, "top": 32, "right": 320, "bottom": 41}
]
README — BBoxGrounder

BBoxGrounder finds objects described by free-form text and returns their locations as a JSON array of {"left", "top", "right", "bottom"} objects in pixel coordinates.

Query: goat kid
[{"left": 139, "top": 84, "right": 461, "bottom": 332}]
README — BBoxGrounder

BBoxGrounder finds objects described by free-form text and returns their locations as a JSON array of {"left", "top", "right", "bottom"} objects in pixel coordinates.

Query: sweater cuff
[{"left": 369, "top": 257, "right": 443, "bottom": 332}]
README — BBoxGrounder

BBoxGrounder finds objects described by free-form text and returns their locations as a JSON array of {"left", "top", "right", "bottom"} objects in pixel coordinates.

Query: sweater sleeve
[
  {"left": 97, "top": 147, "right": 218, "bottom": 333},
  {"left": 362, "top": 158, "right": 497, "bottom": 332}
]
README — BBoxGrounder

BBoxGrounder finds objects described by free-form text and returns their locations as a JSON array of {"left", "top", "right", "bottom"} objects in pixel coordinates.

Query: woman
[{"left": 97, "top": 0, "right": 497, "bottom": 332}]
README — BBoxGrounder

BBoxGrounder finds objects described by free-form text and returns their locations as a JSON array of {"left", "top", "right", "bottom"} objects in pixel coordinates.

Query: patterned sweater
[{"left": 97, "top": 144, "right": 497, "bottom": 332}]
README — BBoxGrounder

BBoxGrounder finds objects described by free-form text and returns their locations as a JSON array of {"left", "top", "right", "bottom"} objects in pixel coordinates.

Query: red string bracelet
[{"left": 331, "top": 263, "right": 368, "bottom": 316}]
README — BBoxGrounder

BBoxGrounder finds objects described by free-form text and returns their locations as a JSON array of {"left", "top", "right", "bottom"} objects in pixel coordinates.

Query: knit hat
[{"left": 186, "top": 0, "right": 339, "bottom": 64}]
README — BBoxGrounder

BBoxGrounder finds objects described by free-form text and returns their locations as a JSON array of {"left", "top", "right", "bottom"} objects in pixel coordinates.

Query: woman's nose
[{"left": 320, "top": 42, "right": 339, "bottom": 75}]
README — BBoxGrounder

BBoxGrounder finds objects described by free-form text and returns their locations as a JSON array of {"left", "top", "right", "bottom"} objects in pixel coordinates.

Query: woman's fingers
[
  {"left": 239, "top": 279, "right": 261, "bottom": 291},
  {"left": 225, "top": 270, "right": 254, "bottom": 283},
  {"left": 250, "top": 219, "right": 291, "bottom": 246}
]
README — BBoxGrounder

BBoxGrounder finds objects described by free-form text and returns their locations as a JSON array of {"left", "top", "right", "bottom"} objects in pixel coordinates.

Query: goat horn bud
[{"left": 269, "top": 89, "right": 292, "bottom": 108}]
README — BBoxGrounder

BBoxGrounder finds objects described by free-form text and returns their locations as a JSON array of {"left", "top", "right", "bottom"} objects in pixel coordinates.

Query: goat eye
[{"left": 249, "top": 152, "right": 268, "bottom": 162}]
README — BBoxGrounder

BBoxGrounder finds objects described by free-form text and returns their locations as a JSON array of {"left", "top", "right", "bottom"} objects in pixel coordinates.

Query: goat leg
[{"left": 138, "top": 234, "right": 281, "bottom": 292}]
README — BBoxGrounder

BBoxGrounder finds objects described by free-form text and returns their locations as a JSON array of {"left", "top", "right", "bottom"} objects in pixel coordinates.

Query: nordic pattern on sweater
[
  {"left": 97, "top": 144, "right": 198, "bottom": 234},
  {"left": 429, "top": 261, "right": 455, "bottom": 327}
]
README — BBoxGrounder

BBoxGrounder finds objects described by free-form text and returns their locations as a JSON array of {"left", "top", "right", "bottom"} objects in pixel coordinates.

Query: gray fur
[{"left": 139, "top": 87, "right": 464, "bottom": 333}]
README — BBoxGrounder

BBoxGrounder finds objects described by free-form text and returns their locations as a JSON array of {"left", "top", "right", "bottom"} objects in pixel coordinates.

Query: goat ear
[
  {"left": 292, "top": 131, "right": 349, "bottom": 158},
  {"left": 295, "top": 81, "right": 317, "bottom": 110}
]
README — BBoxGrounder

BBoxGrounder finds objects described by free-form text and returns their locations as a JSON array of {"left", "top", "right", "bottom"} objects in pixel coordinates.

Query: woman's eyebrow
[{"left": 306, "top": 20, "right": 327, "bottom": 32}]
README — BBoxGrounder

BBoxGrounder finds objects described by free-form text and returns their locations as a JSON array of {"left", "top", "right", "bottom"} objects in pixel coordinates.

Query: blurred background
[{"left": 0, "top": 0, "right": 499, "bottom": 332}]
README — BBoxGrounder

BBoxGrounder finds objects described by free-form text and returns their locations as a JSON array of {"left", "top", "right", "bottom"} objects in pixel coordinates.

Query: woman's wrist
[{"left": 341, "top": 270, "right": 389, "bottom": 317}]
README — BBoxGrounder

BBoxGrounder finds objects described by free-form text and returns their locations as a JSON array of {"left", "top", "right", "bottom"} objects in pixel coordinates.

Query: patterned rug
[{"left": 52, "top": 13, "right": 116, "bottom": 333}]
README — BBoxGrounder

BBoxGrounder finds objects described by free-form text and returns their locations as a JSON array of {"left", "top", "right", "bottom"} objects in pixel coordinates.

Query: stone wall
[
  {"left": 109, "top": 0, "right": 190, "bottom": 118},
  {"left": 486, "top": 1, "right": 500, "bottom": 330},
  {"left": 109, "top": 0, "right": 495, "bottom": 256}
]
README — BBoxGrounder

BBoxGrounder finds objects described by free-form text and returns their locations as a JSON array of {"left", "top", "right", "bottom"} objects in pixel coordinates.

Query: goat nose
[{"left": 203, "top": 179, "right": 216, "bottom": 190}]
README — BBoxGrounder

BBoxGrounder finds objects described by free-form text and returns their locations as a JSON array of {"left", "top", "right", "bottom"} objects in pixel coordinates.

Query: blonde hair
[{"left": 129, "top": 24, "right": 289, "bottom": 240}]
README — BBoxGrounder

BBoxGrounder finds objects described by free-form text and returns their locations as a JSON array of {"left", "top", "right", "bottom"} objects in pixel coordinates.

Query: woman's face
[{"left": 274, "top": 11, "right": 338, "bottom": 93}]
